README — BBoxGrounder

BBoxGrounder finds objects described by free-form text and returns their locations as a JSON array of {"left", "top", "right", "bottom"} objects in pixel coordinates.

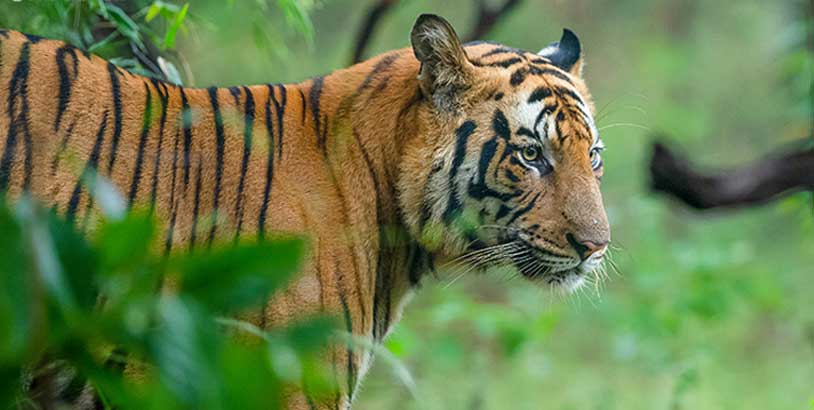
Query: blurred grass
[{"left": 1, "top": 0, "right": 813, "bottom": 409}]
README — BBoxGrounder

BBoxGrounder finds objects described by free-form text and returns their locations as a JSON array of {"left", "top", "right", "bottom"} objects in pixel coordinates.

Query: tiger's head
[{"left": 399, "top": 15, "right": 609, "bottom": 292}]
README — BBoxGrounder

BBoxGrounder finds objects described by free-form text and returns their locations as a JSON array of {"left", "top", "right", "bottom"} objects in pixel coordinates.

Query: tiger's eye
[
  {"left": 522, "top": 146, "right": 541, "bottom": 162},
  {"left": 590, "top": 149, "right": 603, "bottom": 170}
]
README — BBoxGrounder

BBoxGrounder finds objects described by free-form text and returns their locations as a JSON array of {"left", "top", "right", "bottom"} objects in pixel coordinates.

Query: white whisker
[{"left": 597, "top": 122, "right": 652, "bottom": 132}]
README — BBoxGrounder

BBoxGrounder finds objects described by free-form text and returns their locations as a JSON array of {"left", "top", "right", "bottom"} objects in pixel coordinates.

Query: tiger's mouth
[
  {"left": 505, "top": 239, "right": 606, "bottom": 292},
  {"left": 453, "top": 233, "right": 606, "bottom": 293},
  {"left": 452, "top": 240, "right": 595, "bottom": 293}
]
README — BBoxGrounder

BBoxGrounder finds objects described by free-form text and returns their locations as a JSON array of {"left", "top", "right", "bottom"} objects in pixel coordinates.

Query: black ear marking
[{"left": 539, "top": 28, "right": 583, "bottom": 76}]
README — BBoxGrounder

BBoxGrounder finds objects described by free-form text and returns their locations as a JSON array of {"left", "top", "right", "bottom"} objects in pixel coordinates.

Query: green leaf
[
  {"left": 163, "top": 2, "right": 189, "bottom": 49},
  {"left": 87, "top": 31, "right": 120, "bottom": 54},
  {"left": 0, "top": 201, "right": 33, "bottom": 364},
  {"left": 47, "top": 210, "right": 97, "bottom": 312},
  {"left": 172, "top": 237, "right": 305, "bottom": 313},
  {"left": 145, "top": 3, "right": 162, "bottom": 22},
  {"left": 277, "top": 0, "right": 315, "bottom": 44},
  {"left": 97, "top": 212, "right": 155, "bottom": 276},
  {"left": 92, "top": 0, "right": 110, "bottom": 19},
  {"left": 106, "top": 4, "right": 145, "bottom": 50},
  {"left": 149, "top": 296, "right": 220, "bottom": 405}
]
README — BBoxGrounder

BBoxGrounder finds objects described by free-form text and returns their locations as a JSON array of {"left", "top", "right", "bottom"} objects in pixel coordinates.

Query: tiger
[{"left": 0, "top": 13, "right": 610, "bottom": 410}]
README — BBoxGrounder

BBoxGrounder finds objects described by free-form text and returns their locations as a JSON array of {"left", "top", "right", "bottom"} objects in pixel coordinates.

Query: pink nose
[{"left": 566, "top": 233, "right": 608, "bottom": 261}]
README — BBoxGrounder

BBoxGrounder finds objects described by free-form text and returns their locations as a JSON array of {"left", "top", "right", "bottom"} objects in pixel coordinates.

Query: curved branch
[
  {"left": 649, "top": 140, "right": 814, "bottom": 209},
  {"left": 350, "top": 0, "right": 524, "bottom": 65},
  {"left": 464, "top": 0, "right": 522, "bottom": 43},
  {"left": 351, "top": 0, "right": 400, "bottom": 64}
]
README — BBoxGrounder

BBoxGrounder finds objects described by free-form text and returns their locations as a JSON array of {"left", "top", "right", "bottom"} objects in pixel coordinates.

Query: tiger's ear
[
  {"left": 538, "top": 29, "right": 583, "bottom": 77},
  {"left": 411, "top": 14, "right": 473, "bottom": 111}
]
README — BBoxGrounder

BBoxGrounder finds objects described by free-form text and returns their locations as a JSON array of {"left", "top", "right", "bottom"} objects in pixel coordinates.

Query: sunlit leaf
[
  {"left": 157, "top": 56, "right": 183, "bottom": 85},
  {"left": 163, "top": 2, "right": 189, "bottom": 49}
]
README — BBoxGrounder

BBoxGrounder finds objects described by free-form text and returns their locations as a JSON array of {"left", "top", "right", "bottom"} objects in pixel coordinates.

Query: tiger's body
[{"left": 1, "top": 14, "right": 611, "bottom": 410}]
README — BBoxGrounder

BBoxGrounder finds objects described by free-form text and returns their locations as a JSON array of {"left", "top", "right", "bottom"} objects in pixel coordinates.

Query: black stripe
[
  {"left": 537, "top": 67, "right": 574, "bottom": 84},
  {"left": 127, "top": 82, "right": 153, "bottom": 207},
  {"left": 356, "top": 53, "right": 398, "bottom": 95},
  {"left": 148, "top": 79, "right": 170, "bottom": 209},
  {"left": 537, "top": 103, "right": 557, "bottom": 127},
  {"left": 553, "top": 86, "right": 585, "bottom": 107},
  {"left": 555, "top": 111, "right": 567, "bottom": 141},
  {"left": 350, "top": 130, "right": 378, "bottom": 331},
  {"left": 67, "top": 111, "right": 109, "bottom": 221},
  {"left": 361, "top": 136, "right": 386, "bottom": 341},
  {"left": 163, "top": 127, "right": 181, "bottom": 254},
  {"left": 506, "top": 192, "right": 540, "bottom": 225},
  {"left": 468, "top": 139, "right": 522, "bottom": 202},
  {"left": 516, "top": 127, "right": 536, "bottom": 139},
  {"left": 105, "top": 62, "right": 123, "bottom": 174},
  {"left": 207, "top": 87, "right": 225, "bottom": 246},
  {"left": 23, "top": 33, "right": 43, "bottom": 43},
  {"left": 309, "top": 76, "right": 326, "bottom": 154},
  {"left": 337, "top": 271, "right": 356, "bottom": 402},
  {"left": 475, "top": 57, "right": 524, "bottom": 68},
  {"left": 479, "top": 47, "right": 521, "bottom": 59},
  {"left": 528, "top": 86, "right": 552, "bottom": 104},
  {"left": 180, "top": 88, "right": 193, "bottom": 187},
  {"left": 0, "top": 42, "right": 32, "bottom": 192},
  {"left": 407, "top": 243, "right": 426, "bottom": 287},
  {"left": 258, "top": 85, "right": 276, "bottom": 239},
  {"left": 496, "top": 204, "right": 512, "bottom": 219},
  {"left": 442, "top": 121, "right": 477, "bottom": 224},
  {"left": 312, "top": 244, "right": 326, "bottom": 309},
  {"left": 54, "top": 45, "right": 78, "bottom": 131},
  {"left": 418, "top": 159, "right": 444, "bottom": 229},
  {"left": 493, "top": 109, "right": 511, "bottom": 139},
  {"left": 468, "top": 138, "right": 498, "bottom": 199},
  {"left": 189, "top": 158, "right": 203, "bottom": 251},
  {"left": 51, "top": 119, "right": 77, "bottom": 176},
  {"left": 505, "top": 169, "right": 520, "bottom": 183},
  {"left": 298, "top": 88, "right": 307, "bottom": 125},
  {"left": 232, "top": 86, "right": 255, "bottom": 241},
  {"left": 510, "top": 67, "right": 527, "bottom": 86},
  {"left": 273, "top": 84, "right": 286, "bottom": 159},
  {"left": 370, "top": 74, "right": 391, "bottom": 99}
]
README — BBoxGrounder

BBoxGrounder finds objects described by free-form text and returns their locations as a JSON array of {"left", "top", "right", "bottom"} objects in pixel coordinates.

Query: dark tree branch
[
  {"left": 464, "top": 0, "right": 522, "bottom": 43},
  {"left": 649, "top": 140, "right": 814, "bottom": 210},
  {"left": 350, "top": 0, "right": 524, "bottom": 65},
  {"left": 351, "top": 0, "right": 400, "bottom": 64}
]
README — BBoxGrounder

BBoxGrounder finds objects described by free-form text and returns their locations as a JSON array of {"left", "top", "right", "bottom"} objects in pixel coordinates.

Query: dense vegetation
[
  {"left": 0, "top": 1, "right": 812, "bottom": 409},
  {"left": 0, "top": 2, "right": 336, "bottom": 409}
]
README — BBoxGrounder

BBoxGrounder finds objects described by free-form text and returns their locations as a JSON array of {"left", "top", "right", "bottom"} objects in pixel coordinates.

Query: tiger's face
[{"left": 401, "top": 15, "right": 609, "bottom": 291}]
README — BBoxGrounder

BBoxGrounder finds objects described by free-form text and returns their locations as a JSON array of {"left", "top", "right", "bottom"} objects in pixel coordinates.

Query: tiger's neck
[{"left": 262, "top": 49, "right": 431, "bottom": 341}]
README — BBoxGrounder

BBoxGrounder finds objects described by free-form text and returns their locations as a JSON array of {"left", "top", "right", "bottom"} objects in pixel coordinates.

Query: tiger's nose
[{"left": 566, "top": 233, "right": 608, "bottom": 261}]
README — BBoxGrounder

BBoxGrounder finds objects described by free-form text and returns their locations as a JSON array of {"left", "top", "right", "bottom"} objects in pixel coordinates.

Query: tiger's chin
[
  {"left": 523, "top": 268, "right": 587, "bottom": 293},
  {"left": 514, "top": 254, "right": 604, "bottom": 293}
]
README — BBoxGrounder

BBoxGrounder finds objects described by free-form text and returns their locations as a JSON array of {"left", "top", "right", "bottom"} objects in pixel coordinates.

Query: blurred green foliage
[
  {"left": 0, "top": 195, "right": 340, "bottom": 409},
  {"left": 0, "top": 1, "right": 812, "bottom": 410},
  {"left": 0, "top": 2, "right": 340, "bottom": 409}
]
